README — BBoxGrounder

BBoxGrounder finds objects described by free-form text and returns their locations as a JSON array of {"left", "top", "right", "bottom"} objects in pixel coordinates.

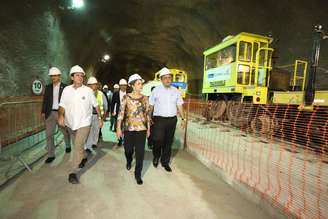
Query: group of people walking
[{"left": 41, "top": 65, "right": 186, "bottom": 185}]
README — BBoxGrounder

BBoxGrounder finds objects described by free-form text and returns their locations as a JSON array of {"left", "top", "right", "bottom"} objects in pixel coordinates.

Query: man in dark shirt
[
  {"left": 41, "top": 67, "right": 71, "bottom": 163},
  {"left": 110, "top": 79, "right": 127, "bottom": 146}
]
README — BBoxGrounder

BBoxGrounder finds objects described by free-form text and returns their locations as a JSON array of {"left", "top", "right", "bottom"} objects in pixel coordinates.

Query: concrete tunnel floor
[{"left": 0, "top": 121, "right": 274, "bottom": 219}]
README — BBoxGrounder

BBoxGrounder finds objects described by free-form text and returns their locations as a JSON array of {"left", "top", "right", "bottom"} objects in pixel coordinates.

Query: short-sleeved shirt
[
  {"left": 59, "top": 85, "right": 98, "bottom": 131},
  {"left": 149, "top": 84, "right": 184, "bottom": 117},
  {"left": 117, "top": 94, "right": 150, "bottom": 131}
]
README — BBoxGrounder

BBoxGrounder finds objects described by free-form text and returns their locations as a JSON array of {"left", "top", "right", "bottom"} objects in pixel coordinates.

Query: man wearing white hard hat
[
  {"left": 110, "top": 78, "right": 128, "bottom": 145},
  {"left": 102, "top": 84, "right": 113, "bottom": 104},
  {"left": 84, "top": 76, "right": 107, "bottom": 153},
  {"left": 58, "top": 65, "right": 103, "bottom": 184},
  {"left": 113, "top": 84, "right": 120, "bottom": 92},
  {"left": 41, "top": 67, "right": 71, "bottom": 164},
  {"left": 102, "top": 84, "right": 112, "bottom": 119},
  {"left": 109, "top": 84, "right": 120, "bottom": 131},
  {"left": 149, "top": 67, "right": 186, "bottom": 172}
]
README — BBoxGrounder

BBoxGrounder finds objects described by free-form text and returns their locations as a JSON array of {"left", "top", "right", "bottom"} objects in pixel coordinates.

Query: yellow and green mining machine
[
  {"left": 202, "top": 26, "right": 328, "bottom": 110},
  {"left": 201, "top": 25, "right": 328, "bottom": 146}
]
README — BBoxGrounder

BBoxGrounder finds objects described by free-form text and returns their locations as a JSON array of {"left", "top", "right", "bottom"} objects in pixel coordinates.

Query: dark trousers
[
  {"left": 147, "top": 124, "right": 154, "bottom": 149},
  {"left": 124, "top": 130, "right": 146, "bottom": 178},
  {"left": 111, "top": 114, "right": 123, "bottom": 145},
  {"left": 110, "top": 115, "right": 117, "bottom": 131},
  {"left": 99, "top": 128, "right": 102, "bottom": 139},
  {"left": 152, "top": 116, "right": 177, "bottom": 166}
]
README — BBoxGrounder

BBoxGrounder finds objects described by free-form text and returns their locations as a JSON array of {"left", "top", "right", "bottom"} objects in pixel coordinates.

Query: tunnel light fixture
[
  {"left": 104, "top": 54, "right": 110, "bottom": 61},
  {"left": 72, "top": 0, "right": 84, "bottom": 9},
  {"left": 102, "top": 54, "right": 111, "bottom": 62}
]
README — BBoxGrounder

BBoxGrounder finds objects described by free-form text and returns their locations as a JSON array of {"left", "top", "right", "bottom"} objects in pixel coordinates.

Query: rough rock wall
[{"left": 0, "top": 4, "right": 72, "bottom": 97}]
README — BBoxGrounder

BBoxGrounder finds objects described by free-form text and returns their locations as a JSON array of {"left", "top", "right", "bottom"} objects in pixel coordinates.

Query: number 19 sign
[{"left": 32, "top": 79, "right": 44, "bottom": 95}]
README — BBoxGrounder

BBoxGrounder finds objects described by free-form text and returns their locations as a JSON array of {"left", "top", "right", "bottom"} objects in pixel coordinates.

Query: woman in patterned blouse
[{"left": 116, "top": 74, "right": 150, "bottom": 185}]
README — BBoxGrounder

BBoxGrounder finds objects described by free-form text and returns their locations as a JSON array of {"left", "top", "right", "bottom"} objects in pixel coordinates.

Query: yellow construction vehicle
[
  {"left": 201, "top": 26, "right": 328, "bottom": 145},
  {"left": 202, "top": 27, "right": 328, "bottom": 109},
  {"left": 142, "top": 68, "right": 188, "bottom": 97}
]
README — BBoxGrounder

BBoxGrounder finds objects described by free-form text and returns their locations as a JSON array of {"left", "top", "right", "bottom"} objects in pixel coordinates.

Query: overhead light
[
  {"left": 103, "top": 54, "right": 110, "bottom": 61},
  {"left": 72, "top": 0, "right": 84, "bottom": 9},
  {"left": 102, "top": 54, "right": 111, "bottom": 62}
]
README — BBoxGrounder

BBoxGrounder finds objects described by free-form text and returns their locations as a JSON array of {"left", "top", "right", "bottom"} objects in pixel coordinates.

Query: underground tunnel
[
  {"left": 0, "top": 0, "right": 328, "bottom": 96},
  {"left": 1, "top": 0, "right": 328, "bottom": 219}
]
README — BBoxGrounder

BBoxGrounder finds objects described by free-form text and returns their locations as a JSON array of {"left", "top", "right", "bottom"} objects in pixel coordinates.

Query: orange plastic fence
[{"left": 184, "top": 98, "right": 328, "bottom": 219}]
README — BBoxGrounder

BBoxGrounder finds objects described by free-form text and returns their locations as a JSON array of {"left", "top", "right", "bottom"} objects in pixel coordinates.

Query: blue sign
[
  {"left": 206, "top": 64, "right": 232, "bottom": 82},
  {"left": 171, "top": 82, "right": 187, "bottom": 89}
]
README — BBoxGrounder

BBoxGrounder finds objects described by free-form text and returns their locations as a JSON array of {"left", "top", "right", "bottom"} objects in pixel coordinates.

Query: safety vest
[{"left": 96, "top": 90, "right": 104, "bottom": 116}]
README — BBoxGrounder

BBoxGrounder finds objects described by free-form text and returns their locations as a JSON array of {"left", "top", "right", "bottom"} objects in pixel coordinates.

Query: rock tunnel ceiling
[{"left": 0, "top": 0, "right": 328, "bottom": 95}]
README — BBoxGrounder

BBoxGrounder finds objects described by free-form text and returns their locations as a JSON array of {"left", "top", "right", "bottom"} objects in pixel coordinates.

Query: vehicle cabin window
[
  {"left": 175, "top": 73, "right": 185, "bottom": 82},
  {"left": 239, "top": 41, "right": 252, "bottom": 62},
  {"left": 205, "top": 44, "right": 236, "bottom": 70},
  {"left": 258, "top": 42, "right": 267, "bottom": 66},
  {"left": 237, "top": 42, "right": 252, "bottom": 85},
  {"left": 252, "top": 42, "right": 259, "bottom": 63}
]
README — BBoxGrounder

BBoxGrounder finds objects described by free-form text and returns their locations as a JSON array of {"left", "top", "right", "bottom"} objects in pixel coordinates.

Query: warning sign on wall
[{"left": 32, "top": 80, "right": 44, "bottom": 95}]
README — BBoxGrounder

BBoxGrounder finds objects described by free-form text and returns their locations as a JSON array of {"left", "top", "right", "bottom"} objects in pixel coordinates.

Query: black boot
[
  {"left": 153, "top": 157, "right": 159, "bottom": 168},
  {"left": 68, "top": 173, "right": 79, "bottom": 184},
  {"left": 162, "top": 165, "right": 172, "bottom": 172},
  {"left": 135, "top": 176, "right": 143, "bottom": 185},
  {"left": 78, "top": 158, "right": 88, "bottom": 168},
  {"left": 126, "top": 161, "right": 132, "bottom": 170},
  {"left": 45, "top": 157, "right": 55, "bottom": 163}
]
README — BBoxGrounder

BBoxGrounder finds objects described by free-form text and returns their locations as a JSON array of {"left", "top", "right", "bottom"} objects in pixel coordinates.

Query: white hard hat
[
  {"left": 87, "top": 76, "right": 98, "bottom": 85},
  {"left": 119, "top": 78, "right": 128, "bottom": 85},
  {"left": 114, "top": 84, "right": 119, "bottom": 89},
  {"left": 70, "top": 65, "right": 85, "bottom": 75},
  {"left": 159, "top": 67, "right": 172, "bottom": 77},
  {"left": 48, "top": 67, "right": 61, "bottom": 76},
  {"left": 103, "top": 85, "right": 108, "bottom": 89},
  {"left": 128, "top": 74, "right": 144, "bottom": 85}
]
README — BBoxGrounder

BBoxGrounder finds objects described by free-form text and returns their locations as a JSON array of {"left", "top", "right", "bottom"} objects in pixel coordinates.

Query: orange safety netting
[{"left": 183, "top": 98, "right": 328, "bottom": 219}]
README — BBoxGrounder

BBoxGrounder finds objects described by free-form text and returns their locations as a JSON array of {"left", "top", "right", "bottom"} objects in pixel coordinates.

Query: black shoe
[
  {"left": 68, "top": 173, "right": 79, "bottom": 184},
  {"left": 65, "top": 148, "right": 71, "bottom": 153},
  {"left": 92, "top": 144, "right": 97, "bottom": 149},
  {"left": 153, "top": 158, "right": 159, "bottom": 168},
  {"left": 45, "top": 157, "right": 55, "bottom": 163},
  {"left": 163, "top": 165, "right": 172, "bottom": 172},
  {"left": 135, "top": 177, "right": 143, "bottom": 185},
  {"left": 126, "top": 162, "right": 132, "bottom": 170},
  {"left": 85, "top": 148, "right": 92, "bottom": 155},
  {"left": 78, "top": 158, "right": 88, "bottom": 168}
]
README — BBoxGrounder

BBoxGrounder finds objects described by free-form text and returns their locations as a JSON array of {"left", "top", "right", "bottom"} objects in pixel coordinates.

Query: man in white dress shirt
[
  {"left": 58, "top": 65, "right": 103, "bottom": 184},
  {"left": 149, "top": 67, "right": 186, "bottom": 172}
]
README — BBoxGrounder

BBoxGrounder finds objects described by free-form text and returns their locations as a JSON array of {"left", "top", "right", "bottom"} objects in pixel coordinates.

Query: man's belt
[{"left": 154, "top": 116, "right": 177, "bottom": 119}]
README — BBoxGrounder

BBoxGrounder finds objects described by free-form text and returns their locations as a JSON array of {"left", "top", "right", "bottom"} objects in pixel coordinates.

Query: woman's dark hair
[{"left": 129, "top": 79, "right": 142, "bottom": 87}]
